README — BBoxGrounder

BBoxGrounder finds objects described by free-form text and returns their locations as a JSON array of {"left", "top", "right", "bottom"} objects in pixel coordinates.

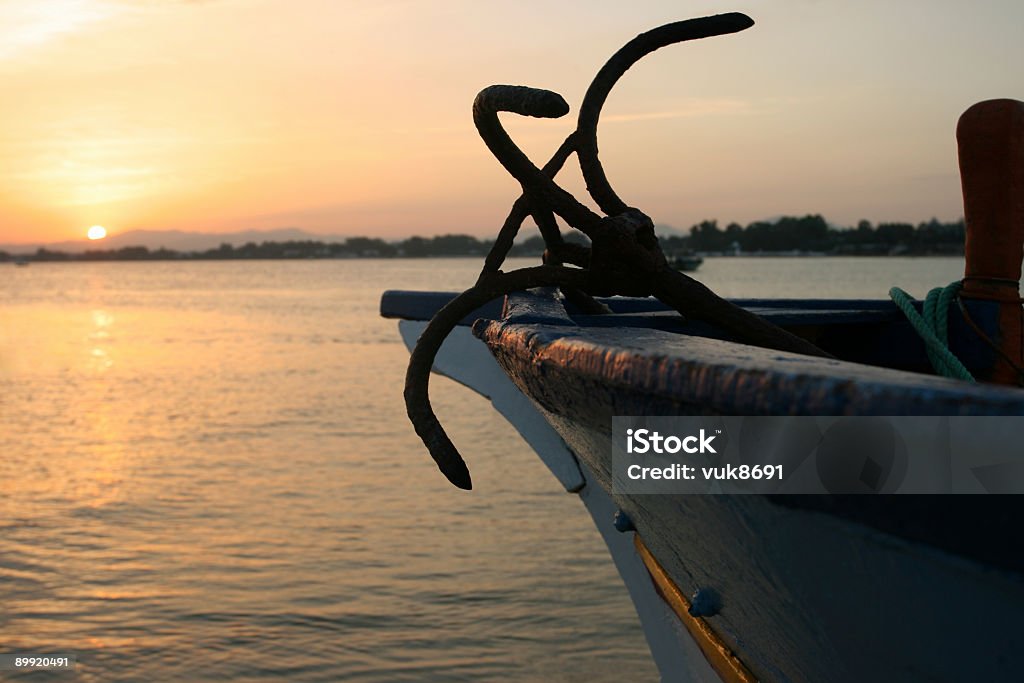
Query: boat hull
[
  {"left": 383, "top": 289, "right": 1024, "bottom": 682},
  {"left": 519, "top": 404, "right": 1024, "bottom": 681},
  {"left": 472, "top": 293, "right": 1024, "bottom": 682}
]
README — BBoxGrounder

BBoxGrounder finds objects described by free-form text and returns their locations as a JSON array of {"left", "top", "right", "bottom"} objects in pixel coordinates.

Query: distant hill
[
  {"left": 653, "top": 223, "right": 685, "bottom": 236},
  {"left": 1, "top": 228, "right": 348, "bottom": 254}
]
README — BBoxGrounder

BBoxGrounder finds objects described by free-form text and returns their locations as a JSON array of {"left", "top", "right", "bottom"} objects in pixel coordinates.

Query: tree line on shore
[
  {"left": 680, "top": 215, "right": 964, "bottom": 254},
  {"left": 2, "top": 214, "right": 965, "bottom": 262}
]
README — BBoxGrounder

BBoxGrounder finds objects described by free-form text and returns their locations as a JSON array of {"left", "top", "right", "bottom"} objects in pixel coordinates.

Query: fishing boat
[
  {"left": 382, "top": 13, "right": 1024, "bottom": 682},
  {"left": 668, "top": 252, "right": 703, "bottom": 272},
  {"left": 382, "top": 287, "right": 1024, "bottom": 682}
]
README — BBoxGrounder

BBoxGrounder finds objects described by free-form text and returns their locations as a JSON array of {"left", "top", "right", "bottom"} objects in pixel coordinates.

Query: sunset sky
[{"left": 1, "top": 0, "right": 1022, "bottom": 245}]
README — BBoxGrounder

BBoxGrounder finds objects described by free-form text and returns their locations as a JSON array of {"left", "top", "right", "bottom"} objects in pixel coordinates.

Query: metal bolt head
[
  {"left": 688, "top": 588, "right": 721, "bottom": 617},
  {"left": 612, "top": 509, "right": 635, "bottom": 532}
]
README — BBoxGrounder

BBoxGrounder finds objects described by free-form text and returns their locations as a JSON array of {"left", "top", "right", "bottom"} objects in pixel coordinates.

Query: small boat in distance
[
  {"left": 668, "top": 251, "right": 703, "bottom": 272},
  {"left": 13, "top": 256, "right": 29, "bottom": 266}
]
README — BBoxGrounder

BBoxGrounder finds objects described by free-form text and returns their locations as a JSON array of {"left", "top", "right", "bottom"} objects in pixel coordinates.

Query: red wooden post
[{"left": 957, "top": 99, "right": 1024, "bottom": 384}]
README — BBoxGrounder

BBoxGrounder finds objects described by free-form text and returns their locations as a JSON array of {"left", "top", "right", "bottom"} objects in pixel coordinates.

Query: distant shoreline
[
  {"left": 1, "top": 214, "right": 967, "bottom": 263},
  {"left": 4, "top": 251, "right": 965, "bottom": 264}
]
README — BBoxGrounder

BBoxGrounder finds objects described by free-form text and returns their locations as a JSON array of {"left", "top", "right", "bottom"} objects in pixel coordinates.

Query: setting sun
[{"left": 87, "top": 225, "right": 107, "bottom": 240}]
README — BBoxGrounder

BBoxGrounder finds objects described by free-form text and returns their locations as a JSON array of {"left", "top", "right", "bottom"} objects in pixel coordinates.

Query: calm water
[{"left": 0, "top": 257, "right": 964, "bottom": 682}]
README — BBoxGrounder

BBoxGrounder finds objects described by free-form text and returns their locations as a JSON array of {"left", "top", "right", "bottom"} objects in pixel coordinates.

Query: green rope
[{"left": 889, "top": 282, "right": 975, "bottom": 382}]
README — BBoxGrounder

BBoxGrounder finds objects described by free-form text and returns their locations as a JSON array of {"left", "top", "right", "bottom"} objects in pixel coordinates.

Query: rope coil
[{"left": 889, "top": 282, "right": 975, "bottom": 382}]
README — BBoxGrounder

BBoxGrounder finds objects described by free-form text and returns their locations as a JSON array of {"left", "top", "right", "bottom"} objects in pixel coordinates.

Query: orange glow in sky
[{"left": 1, "top": 0, "right": 1023, "bottom": 246}]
